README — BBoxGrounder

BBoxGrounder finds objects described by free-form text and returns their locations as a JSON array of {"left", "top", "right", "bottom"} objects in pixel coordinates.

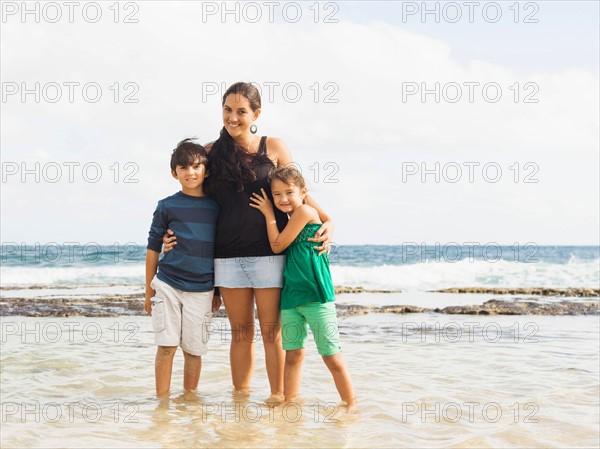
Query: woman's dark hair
[
  {"left": 205, "top": 82, "right": 271, "bottom": 193},
  {"left": 222, "top": 82, "right": 261, "bottom": 111}
]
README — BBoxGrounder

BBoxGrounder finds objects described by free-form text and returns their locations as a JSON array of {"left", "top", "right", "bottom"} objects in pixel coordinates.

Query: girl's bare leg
[
  {"left": 322, "top": 353, "right": 356, "bottom": 406},
  {"left": 283, "top": 348, "right": 305, "bottom": 401}
]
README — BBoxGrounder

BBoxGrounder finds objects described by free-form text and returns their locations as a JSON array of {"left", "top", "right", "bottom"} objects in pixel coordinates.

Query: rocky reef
[
  {"left": 432, "top": 287, "right": 599, "bottom": 297},
  {"left": 2, "top": 294, "right": 597, "bottom": 317},
  {"left": 334, "top": 286, "right": 401, "bottom": 294}
]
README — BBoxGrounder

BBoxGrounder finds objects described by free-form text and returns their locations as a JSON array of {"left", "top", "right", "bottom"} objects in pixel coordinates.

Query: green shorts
[{"left": 281, "top": 301, "right": 342, "bottom": 356}]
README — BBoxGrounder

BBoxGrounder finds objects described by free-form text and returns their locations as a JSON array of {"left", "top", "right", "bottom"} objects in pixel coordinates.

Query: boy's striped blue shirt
[{"left": 147, "top": 191, "right": 219, "bottom": 292}]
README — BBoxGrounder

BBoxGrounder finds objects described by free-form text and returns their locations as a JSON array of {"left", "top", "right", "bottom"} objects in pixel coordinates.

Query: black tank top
[{"left": 211, "top": 136, "right": 289, "bottom": 258}]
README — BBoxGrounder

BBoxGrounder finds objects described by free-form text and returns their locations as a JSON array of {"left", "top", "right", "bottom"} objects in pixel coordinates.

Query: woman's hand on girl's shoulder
[
  {"left": 307, "top": 219, "right": 335, "bottom": 256},
  {"left": 204, "top": 142, "right": 215, "bottom": 153}
]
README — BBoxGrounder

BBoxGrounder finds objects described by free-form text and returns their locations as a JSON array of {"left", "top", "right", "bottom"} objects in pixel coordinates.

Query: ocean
[
  {"left": 1, "top": 245, "right": 599, "bottom": 448},
  {"left": 1, "top": 244, "right": 598, "bottom": 290}
]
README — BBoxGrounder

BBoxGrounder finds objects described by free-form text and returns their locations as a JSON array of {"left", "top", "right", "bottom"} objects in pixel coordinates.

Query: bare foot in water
[
  {"left": 265, "top": 392, "right": 285, "bottom": 407},
  {"left": 173, "top": 389, "right": 201, "bottom": 403},
  {"left": 232, "top": 387, "right": 251, "bottom": 398},
  {"left": 339, "top": 398, "right": 358, "bottom": 412}
]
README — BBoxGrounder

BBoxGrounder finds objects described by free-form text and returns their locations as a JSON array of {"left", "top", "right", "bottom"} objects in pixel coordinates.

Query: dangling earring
[{"left": 250, "top": 124, "right": 258, "bottom": 134}]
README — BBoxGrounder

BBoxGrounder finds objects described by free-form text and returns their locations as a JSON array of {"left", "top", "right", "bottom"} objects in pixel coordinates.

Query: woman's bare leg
[
  {"left": 221, "top": 287, "right": 255, "bottom": 391},
  {"left": 255, "top": 288, "right": 285, "bottom": 397}
]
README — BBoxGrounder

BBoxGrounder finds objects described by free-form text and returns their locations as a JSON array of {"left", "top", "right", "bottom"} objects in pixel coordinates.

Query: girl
[{"left": 249, "top": 166, "right": 356, "bottom": 407}]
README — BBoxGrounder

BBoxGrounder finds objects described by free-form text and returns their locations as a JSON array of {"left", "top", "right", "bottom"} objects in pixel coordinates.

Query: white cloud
[{"left": 1, "top": 2, "right": 598, "bottom": 245}]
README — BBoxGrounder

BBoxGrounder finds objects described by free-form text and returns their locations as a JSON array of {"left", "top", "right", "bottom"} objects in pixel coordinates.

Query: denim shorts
[{"left": 214, "top": 255, "right": 285, "bottom": 288}]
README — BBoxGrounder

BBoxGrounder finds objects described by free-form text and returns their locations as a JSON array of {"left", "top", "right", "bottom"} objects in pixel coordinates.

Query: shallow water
[{"left": 1, "top": 313, "right": 598, "bottom": 448}]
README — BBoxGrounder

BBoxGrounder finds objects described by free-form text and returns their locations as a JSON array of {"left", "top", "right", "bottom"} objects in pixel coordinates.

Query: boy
[{"left": 145, "top": 138, "right": 221, "bottom": 396}]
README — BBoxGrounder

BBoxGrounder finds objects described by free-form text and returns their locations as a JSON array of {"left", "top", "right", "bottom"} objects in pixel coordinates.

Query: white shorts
[{"left": 150, "top": 275, "right": 214, "bottom": 356}]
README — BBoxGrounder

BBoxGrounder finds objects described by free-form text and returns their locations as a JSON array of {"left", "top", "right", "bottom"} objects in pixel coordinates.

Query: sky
[{"left": 1, "top": 1, "right": 599, "bottom": 247}]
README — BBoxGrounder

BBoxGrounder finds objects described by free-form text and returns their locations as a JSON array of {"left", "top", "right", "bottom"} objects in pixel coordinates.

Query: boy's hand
[
  {"left": 162, "top": 228, "right": 177, "bottom": 254},
  {"left": 212, "top": 294, "right": 222, "bottom": 312},
  {"left": 144, "top": 290, "right": 155, "bottom": 315},
  {"left": 249, "top": 188, "right": 274, "bottom": 217}
]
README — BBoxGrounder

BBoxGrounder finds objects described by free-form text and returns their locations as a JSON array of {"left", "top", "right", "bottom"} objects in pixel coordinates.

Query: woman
[{"left": 164, "top": 82, "right": 333, "bottom": 402}]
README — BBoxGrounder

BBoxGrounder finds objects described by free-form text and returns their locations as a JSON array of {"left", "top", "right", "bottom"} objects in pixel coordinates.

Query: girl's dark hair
[
  {"left": 205, "top": 82, "right": 271, "bottom": 193},
  {"left": 269, "top": 166, "right": 306, "bottom": 190}
]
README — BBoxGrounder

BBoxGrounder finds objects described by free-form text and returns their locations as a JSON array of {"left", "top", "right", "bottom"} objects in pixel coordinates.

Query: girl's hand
[
  {"left": 307, "top": 220, "right": 334, "bottom": 256},
  {"left": 162, "top": 228, "right": 177, "bottom": 254},
  {"left": 249, "top": 188, "right": 274, "bottom": 216}
]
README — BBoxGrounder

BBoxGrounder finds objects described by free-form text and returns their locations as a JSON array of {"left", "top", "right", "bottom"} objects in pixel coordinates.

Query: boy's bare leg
[
  {"left": 255, "top": 288, "right": 285, "bottom": 398},
  {"left": 155, "top": 346, "right": 177, "bottom": 396},
  {"left": 283, "top": 349, "right": 305, "bottom": 401},
  {"left": 221, "top": 287, "right": 255, "bottom": 392},
  {"left": 183, "top": 351, "right": 201, "bottom": 390},
  {"left": 322, "top": 353, "right": 356, "bottom": 406}
]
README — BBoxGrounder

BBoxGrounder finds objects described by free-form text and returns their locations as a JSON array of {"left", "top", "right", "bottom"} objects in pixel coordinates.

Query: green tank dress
[{"left": 281, "top": 223, "right": 336, "bottom": 310}]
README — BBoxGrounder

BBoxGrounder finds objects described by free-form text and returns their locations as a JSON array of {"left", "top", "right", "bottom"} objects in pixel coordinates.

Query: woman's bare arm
[{"left": 270, "top": 137, "right": 334, "bottom": 255}]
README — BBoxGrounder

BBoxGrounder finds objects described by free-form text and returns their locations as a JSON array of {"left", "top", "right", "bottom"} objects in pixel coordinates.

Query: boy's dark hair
[{"left": 170, "top": 138, "right": 208, "bottom": 172}]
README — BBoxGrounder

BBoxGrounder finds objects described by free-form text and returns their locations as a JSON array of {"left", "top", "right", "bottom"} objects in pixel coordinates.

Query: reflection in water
[
  {"left": 144, "top": 389, "right": 358, "bottom": 448},
  {"left": 1, "top": 314, "right": 598, "bottom": 448}
]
